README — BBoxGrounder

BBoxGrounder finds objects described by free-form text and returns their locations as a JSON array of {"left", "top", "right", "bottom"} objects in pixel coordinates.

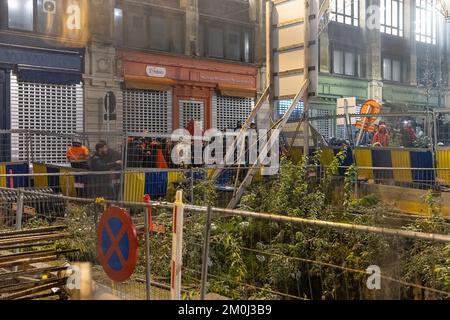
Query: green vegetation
[{"left": 22, "top": 151, "right": 450, "bottom": 300}]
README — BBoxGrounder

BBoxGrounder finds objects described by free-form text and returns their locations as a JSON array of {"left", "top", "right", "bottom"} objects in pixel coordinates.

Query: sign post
[
  {"left": 96, "top": 206, "right": 138, "bottom": 283},
  {"left": 104, "top": 91, "right": 116, "bottom": 139},
  {"left": 171, "top": 190, "right": 184, "bottom": 300}
]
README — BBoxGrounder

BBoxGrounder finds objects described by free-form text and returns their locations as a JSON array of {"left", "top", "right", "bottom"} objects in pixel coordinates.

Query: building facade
[
  {"left": 0, "top": 0, "right": 87, "bottom": 163},
  {"left": 278, "top": 0, "right": 450, "bottom": 141},
  {"left": 0, "top": 0, "right": 259, "bottom": 164}
]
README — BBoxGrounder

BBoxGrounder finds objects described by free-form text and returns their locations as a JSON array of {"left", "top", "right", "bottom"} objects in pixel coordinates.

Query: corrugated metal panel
[
  {"left": 391, "top": 150, "right": 412, "bottom": 183},
  {"left": 410, "top": 150, "right": 435, "bottom": 183},
  {"left": 123, "top": 89, "right": 172, "bottom": 134},
  {"left": 212, "top": 93, "right": 254, "bottom": 131},
  {"left": 10, "top": 72, "right": 83, "bottom": 165},
  {"left": 436, "top": 149, "right": 450, "bottom": 184},
  {"left": 124, "top": 172, "right": 145, "bottom": 202},
  {"left": 354, "top": 148, "right": 374, "bottom": 179}
]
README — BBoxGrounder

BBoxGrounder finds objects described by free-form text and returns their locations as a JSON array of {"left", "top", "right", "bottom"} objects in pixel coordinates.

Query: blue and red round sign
[{"left": 96, "top": 206, "right": 138, "bottom": 282}]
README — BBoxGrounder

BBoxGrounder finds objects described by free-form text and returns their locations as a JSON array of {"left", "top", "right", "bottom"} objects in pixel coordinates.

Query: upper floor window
[
  {"left": 416, "top": 0, "right": 437, "bottom": 44},
  {"left": 8, "top": 0, "right": 34, "bottom": 31},
  {"left": 203, "top": 22, "right": 253, "bottom": 63},
  {"left": 114, "top": 7, "right": 124, "bottom": 46},
  {"left": 330, "top": 0, "right": 359, "bottom": 27},
  {"left": 276, "top": 100, "right": 304, "bottom": 121},
  {"left": 380, "top": 0, "right": 404, "bottom": 37},
  {"left": 332, "top": 48, "right": 362, "bottom": 77},
  {"left": 5, "top": 0, "right": 84, "bottom": 36},
  {"left": 383, "top": 57, "right": 403, "bottom": 82}
]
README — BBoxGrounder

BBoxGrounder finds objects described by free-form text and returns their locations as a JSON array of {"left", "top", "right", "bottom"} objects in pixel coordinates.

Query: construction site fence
[
  {"left": 1, "top": 188, "right": 450, "bottom": 300},
  {"left": 0, "top": 129, "right": 277, "bottom": 169},
  {"left": 3, "top": 162, "right": 450, "bottom": 208},
  {"left": 0, "top": 165, "right": 266, "bottom": 207}
]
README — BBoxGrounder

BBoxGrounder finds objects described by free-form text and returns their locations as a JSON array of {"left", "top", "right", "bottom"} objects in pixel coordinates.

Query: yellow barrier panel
[
  {"left": 436, "top": 150, "right": 450, "bottom": 184},
  {"left": 391, "top": 150, "right": 412, "bottom": 183},
  {"left": 0, "top": 165, "right": 6, "bottom": 187},
  {"left": 33, "top": 164, "right": 48, "bottom": 187},
  {"left": 253, "top": 168, "right": 263, "bottom": 182},
  {"left": 290, "top": 147, "right": 303, "bottom": 164},
  {"left": 124, "top": 172, "right": 145, "bottom": 202},
  {"left": 354, "top": 149, "right": 374, "bottom": 179},
  {"left": 207, "top": 169, "right": 215, "bottom": 180},
  {"left": 167, "top": 171, "right": 185, "bottom": 198},
  {"left": 320, "top": 148, "right": 334, "bottom": 167},
  {"left": 59, "top": 169, "right": 77, "bottom": 197}
]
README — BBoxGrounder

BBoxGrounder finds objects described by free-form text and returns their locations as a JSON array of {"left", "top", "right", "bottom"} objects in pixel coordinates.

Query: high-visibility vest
[
  {"left": 67, "top": 146, "right": 89, "bottom": 162},
  {"left": 156, "top": 149, "right": 168, "bottom": 169}
]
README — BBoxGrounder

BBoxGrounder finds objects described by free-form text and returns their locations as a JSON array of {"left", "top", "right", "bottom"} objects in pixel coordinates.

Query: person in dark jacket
[{"left": 89, "top": 141, "right": 122, "bottom": 200}]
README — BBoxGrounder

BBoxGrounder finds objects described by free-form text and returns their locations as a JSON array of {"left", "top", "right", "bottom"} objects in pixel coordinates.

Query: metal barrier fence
[
  {"left": 306, "top": 111, "right": 445, "bottom": 148},
  {"left": 0, "top": 166, "right": 267, "bottom": 208},
  {"left": 0, "top": 129, "right": 276, "bottom": 170},
  {"left": 2, "top": 187, "right": 450, "bottom": 300}
]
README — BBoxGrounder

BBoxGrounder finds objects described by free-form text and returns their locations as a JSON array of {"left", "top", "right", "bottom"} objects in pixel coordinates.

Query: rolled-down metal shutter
[
  {"left": 123, "top": 89, "right": 172, "bottom": 134},
  {"left": 212, "top": 93, "right": 255, "bottom": 131},
  {"left": 10, "top": 72, "right": 83, "bottom": 165},
  {"left": 179, "top": 100, "right": 205, "bottom": 131}
]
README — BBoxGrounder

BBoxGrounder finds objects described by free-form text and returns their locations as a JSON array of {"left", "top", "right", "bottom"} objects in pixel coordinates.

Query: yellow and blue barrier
[
  {"left": 0, "top": 162, "right": 29, "bottom": 188},
  {"left": 320, "top": 147, "right": 435, "bottom": 184}
]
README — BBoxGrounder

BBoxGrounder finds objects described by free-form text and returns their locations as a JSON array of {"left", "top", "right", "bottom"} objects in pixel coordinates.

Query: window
[
  {"left": 244, "top": 32, "right": 251, "bottom": 63},
  {"left": 276, "top": 100, "right": 304, "bottom": 121},
  {"left": 171, "top": 18, "right": 184, "bottom": 54},
  {"left": 330, "top": 0, "right": 359, "bottom": 26},
  {"left": 114, "top": 7, "right": 123, "bottom": 45},
  {"left": 36, "top": 0, "right": 63, "bottom": 35},
  {"left": 208, "top": 26, "right": 224, "bottom": 58},
  {"left": 226, "top": 30, "right": 241, "bottom": 61},
  {"left": 8, "top": 0, "right": 34, "bottom": 31},
  {"left": 202, "top": 23, "right": 253, "bottom": 63},
  {"left": 383, "top": 57, "right": 402, "bottom": 82},
  {"left": 416, "top": 0, "right": 437, "bottom": 44},
  {"left": 344, "top": 52, "right": 355, "bottom": 75},
  {"left": 417, "top": 59, "right": 439, "bottom": 87},
  {"left": 332, "top": 48, "right": 361, "bottom": 77},
  {"left": 150, "top": 16, "right": 169, "bottom": 51},
  {"left": 333, "top": 50, "right": 343, "bottom": 74},
  {"left": 380, "top": 0, "right": 403, "bottom": 36}
]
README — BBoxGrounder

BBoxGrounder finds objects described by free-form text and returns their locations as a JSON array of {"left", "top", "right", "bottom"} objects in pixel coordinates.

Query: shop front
[
  {"left": 0, "top": 42, "right": 84, "bottom": 164},
  {"left": 119, "top": 50, "right": 257, "bottom": 135}
]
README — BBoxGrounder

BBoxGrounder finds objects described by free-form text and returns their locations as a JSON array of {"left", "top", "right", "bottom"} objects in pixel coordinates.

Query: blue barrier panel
[
  {"left": 5, "top": 163, "right": 29, "bottom": 188},
  {"left": 145, "top": 172, "right": 168, "bottom": 199},
  {"left": 74, "top": 174, "right": 89, "bottom": 198},
  {"left": 410, "top": 151, "right": 435, "bottom": 183},
  {"left": 46, "top": 166, "right": 61, "bottom": 193},
  {"left": 371, "top": 149, "right": 393, "bottom": 180},
  {"left": 217, "top": 169, "right": 232, "bottom": 185},
  {"left": 186, "top": 170, "right": 206, "bottom": 181}
]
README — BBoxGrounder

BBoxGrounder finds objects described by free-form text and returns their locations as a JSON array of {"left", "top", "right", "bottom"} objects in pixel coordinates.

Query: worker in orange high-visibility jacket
[{"left": 67, "top": 140, "right": 90, "bottom": 169}]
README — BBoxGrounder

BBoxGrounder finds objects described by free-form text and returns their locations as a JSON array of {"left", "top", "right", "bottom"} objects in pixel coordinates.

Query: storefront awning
[
  {"left": 124, "top": 75, "right": 175, "bottom": 91},
  {"left": 217, "top": 84, "right": 256, "bottom": 98},
  {"left": 17, "top": 66, "right": 82, "bottom": 85}
]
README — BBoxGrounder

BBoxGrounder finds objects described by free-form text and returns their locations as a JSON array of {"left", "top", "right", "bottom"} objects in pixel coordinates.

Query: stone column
[
  {"left": 84, "top": 0, "right": 123, "bottom": 141},
  {"left": 184, "top": 0, "right": 199, "bottom": 56},
  {"left": 405, "top": 0, "right": 417, "bottom": 86},
  {"left": 365, "top": 0, "right": 383, "bottom": 102}
]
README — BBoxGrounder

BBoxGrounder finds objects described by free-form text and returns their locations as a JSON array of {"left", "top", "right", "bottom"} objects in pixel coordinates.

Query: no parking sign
[{"left": 96, "top": 206, "right": 138, "bottom": 282}]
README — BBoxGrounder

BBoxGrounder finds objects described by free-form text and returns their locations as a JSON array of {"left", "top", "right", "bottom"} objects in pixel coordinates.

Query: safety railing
[{"left": 2, "top": 187, "right": 450, "bottom": 300}]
